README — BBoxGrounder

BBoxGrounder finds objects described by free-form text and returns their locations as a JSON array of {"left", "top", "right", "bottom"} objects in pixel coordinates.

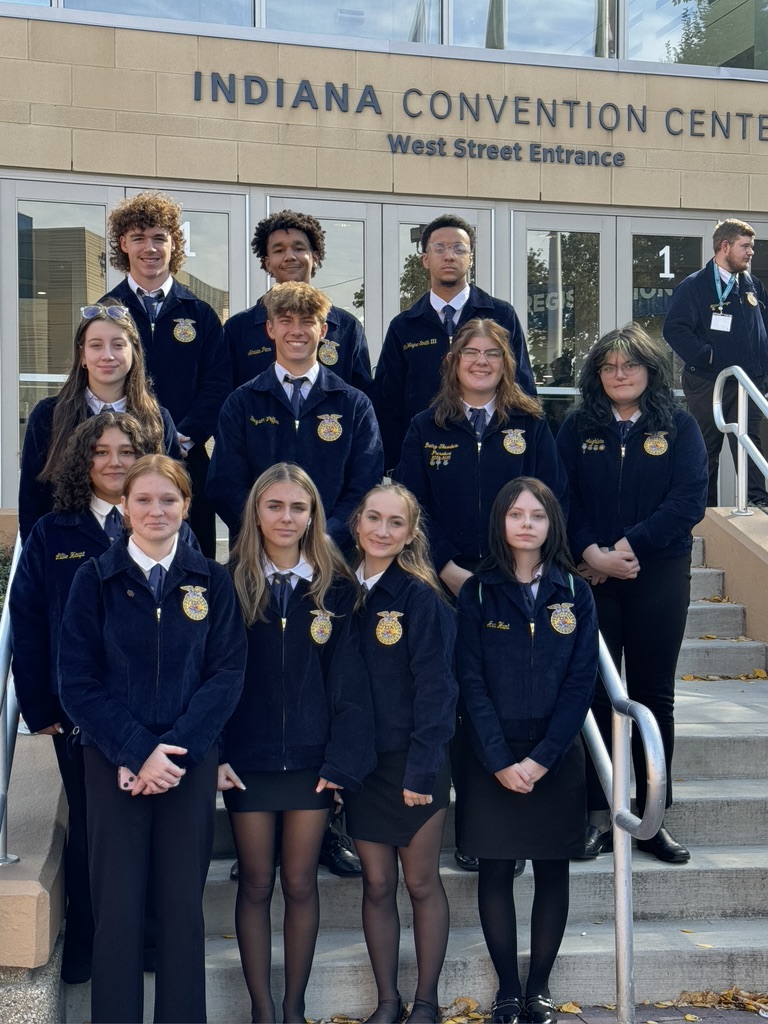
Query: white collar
[
  {"left": 612, "top": 408, "right": 642, "bottom": 424},
  {"left": 355, "top": 563, "right": 387, "bottom": 590},
  {"left": 127, "top": 273, "right": 173, "bottom": 298},
  {"left": 128, "top": 535, "right": 178, "bottom": 575},
  {"left": 90, "top": 496, "right": 123, "bottom": 529},
  {"left": 274, "top": 361, "right": 320, "bottom": 390},
  {"left": 85, "top": 388, "right": 127, "bottom": 415},
  {"left": 263, "top": 554, "right": 314, "bottom": 582},
  {"left": 462, "top": 397, "right": 496, "bottom": 419},
  {"left": 430, "top": 284, "right": 470, "bottom": 317}
]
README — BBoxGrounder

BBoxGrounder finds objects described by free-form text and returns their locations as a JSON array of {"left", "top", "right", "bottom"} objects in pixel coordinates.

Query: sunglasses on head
[{"left": 80, "top": 304, "right": 130, "bottom": 321}]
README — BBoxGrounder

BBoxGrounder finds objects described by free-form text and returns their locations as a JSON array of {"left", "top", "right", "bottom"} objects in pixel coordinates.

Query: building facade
[{"left": 1, "top": 1, "right": 768, "bottom": 507}]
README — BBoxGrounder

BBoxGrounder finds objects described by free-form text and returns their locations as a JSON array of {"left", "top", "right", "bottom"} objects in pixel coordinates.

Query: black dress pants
[
  {"left": 185, "top": 443, "right": 217, "bottom": 559},
  {"left": 84, "top": 746, "right": 217, "bottom": 1024},
  {"left": 586, "top": 555, "right": 691, "bottom": 815}
]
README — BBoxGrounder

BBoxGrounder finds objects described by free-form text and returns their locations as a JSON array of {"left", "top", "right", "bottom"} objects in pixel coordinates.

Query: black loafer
[
  {"left": 319, "top": 829, "right": 362, "bottom": 876},
  {"left": 491, "top": 994, "right": 523, "bottom": 1024},
  {"left": 454, "top": 849, "right": 479, "bottom": 871},
  {"left": 577, "top": 824, "right": 613, "bottom": 859},
  {"left": 525, "top": 994, "right": 557, "bottom": 1024},
  {"left": 513, "top": 859, "right": 526, "bottom": 878},
  {"left": 636, "top": 826, "right": 690, "bottom": 864}
]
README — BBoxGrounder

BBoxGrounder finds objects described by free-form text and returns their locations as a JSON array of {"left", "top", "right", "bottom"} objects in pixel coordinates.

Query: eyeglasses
[
  {"left": 599, "top": 360, "right": 644, "bottom": 378},
  {"left": 80, "top": 304, "right": 130, "bottom": 321},
  {"left": 426, "top": 243, "right": 471, "bottom": 256},
  {"left": 460, "top": 347, "right": 504, "bottom": 363}
]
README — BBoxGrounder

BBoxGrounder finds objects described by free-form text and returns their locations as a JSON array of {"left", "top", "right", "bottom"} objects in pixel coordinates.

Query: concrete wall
[
  {"left": 2, "top": 15, "right": 768, "bottom": 210},
  {"left": 698, "top": 507, "right": 768, "bottom": 645}
]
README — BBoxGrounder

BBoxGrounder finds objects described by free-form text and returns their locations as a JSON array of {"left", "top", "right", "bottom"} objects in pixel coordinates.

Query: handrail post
[
  {"left": 612, "top": 708, "right": 635, "bottom": 1024},
  {"left": 0, "top": 534, "right": 22, "bottom": 866},
  {"left": 735, "top": 380, "right": 750, "bottom": 515}
]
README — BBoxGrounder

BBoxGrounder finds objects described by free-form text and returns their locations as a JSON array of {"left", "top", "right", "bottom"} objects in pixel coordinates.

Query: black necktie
[
  {"left": 469, "top": 407, "right": 486, "bottom": 439},
  {"left": 619, "top": 420, "right": 631, "bottom": 442},
  {"left": 442, "top": 304, "right": 456, "bottom": 338},
  {"left": 271, "top": 572, "right": 292, "bottom": 616},
  {"left": 103, "top": 507, "right": 123, "bottom": 544},
  {"left": 148, "top": 564, "right": 165, "bottom": 602},
  {"left": 102, "top": 404, "right": 114, "bottom": 412},
  {"left": 285, "top": 376, "right": 308, "bottom": 418},
  {"left": 140, "top": 290, "right": 161, "bottom": 322}
]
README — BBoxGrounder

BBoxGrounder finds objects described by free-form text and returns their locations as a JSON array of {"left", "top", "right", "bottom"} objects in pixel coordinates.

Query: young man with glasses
[
  {"left": 102, "top": 192, "right": 231, "bottom": 557},
  {"left": 373, "top": 214, "right": 535, "bottom": 470}
]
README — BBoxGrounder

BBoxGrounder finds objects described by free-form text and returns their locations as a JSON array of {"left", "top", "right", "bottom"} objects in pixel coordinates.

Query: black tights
[
  {"left": 477, "top": 858, "right": 570, "bottom": 1000},
  {"left": 355, "top": 809, "right": 448, "bottom": 1019},
  {"left": 229, "top": 809, "right": 328, "bottom": 1024}
]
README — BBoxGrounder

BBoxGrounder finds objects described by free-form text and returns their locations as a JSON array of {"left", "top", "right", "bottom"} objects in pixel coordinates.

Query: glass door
[{"left": 514, "top": 212, "right": 616, "bottom": 433}]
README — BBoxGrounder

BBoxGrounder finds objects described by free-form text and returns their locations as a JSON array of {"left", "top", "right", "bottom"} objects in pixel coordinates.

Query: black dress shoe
[
  {"left": 364, "top": 994, "right": 404, "bottom": 1023},
  {"left": 525, "top": 994, "right": 558, "bottom": 1024},
  {"left": 513, "top": 859, "right": 525, "bottom": 878},
  {"left": 491, "top": 994, "right": 523, "bottom": 1024},
  {"left": 406, "top": 999, "right": 439, "bottom": 1023},
  {"left": 454, "top": 849, "right": 479, "bottom": 871},
  {"left": 636, "top": 826, "right": 690, "bottom": 863},
  {"left": 578, "top": 825, "right": 613, "bottom": 859},
  {"left": 319, "top": 828, "right": 362, "bottom": 876},
  {"left": 229, "top": 860, "right": 239, "bottom": 881}
]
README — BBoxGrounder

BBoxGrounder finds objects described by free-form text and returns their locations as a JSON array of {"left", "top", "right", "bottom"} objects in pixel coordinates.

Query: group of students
[{"left": 9, "top": 192, "right": 709, "bottom": 1024}]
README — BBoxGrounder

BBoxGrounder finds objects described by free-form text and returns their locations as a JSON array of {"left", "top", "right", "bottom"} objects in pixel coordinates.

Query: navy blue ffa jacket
[
  {"left": 103, "top": 279, "right": 231, "bottom": 443},
  {"left": 556, "top": 408, "right": 707, "bottom": 562},
  {"left": 395, "top": 408, "right": 568, "bottom": 572},
  {"left": 372, "top": 286, "right": 536, "bottom": 469},
  {"left": 225, "top": 296, "right": 372, "bottom": 393},
  {"left": 207, "top": 365, "right": 384, "bottom": 545},
  {"left": 18, "top": 395, "right": 180, "bottom": 543},
  {"left": 358, "top": 563, "right": 458, "bottom": 794},
  {"left": 221, "top": 577, "right": 374, "bottom": 790},
  {"left": 58, "top": 538, "right": 246, "bottom": 773},
  {"left": 10, "top": 511, "right": 198, "bottom": 733},
  {"left": 664, "top": 259, "right": 768, "bottom": 381},
  {"left": 456, "top": 566, "right": 597, "bottom": 773}
]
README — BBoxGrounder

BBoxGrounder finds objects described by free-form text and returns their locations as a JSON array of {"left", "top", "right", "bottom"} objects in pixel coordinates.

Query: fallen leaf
[
  {"left": 695, "top": 943, "right": 714, "bottom": 948},
  {"left": 680, "top": 929, "right": 695, "bottom": 933},
  {"left": 681, "top": 675, "right": 695, "bottom": 681},
  {"left": 699, "top": 634, "right": 718, "bottom": 640},
  {"left": 560, "top": 1002, "right": 582, "bottom": 1014},
  {"left": 684, "top": 1015, "right": 700, "bottom": 1021}
]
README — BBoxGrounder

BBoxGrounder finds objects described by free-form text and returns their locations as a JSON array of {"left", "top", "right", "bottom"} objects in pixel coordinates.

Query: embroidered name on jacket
[
  {"left": 582, "top": 438, "right": 606, "bottom": 452},
  {"left": 485, "top": 620, "right": 511, "bottom": 631},
  {"left": 55, "top": 551, "right": 85, "bottom": 561},
  {"left": 426, "top": 441, "right": 458, "bottom": 468},
  {"left": 250, "top": 415, "right": 279, "bottom": 427},
  {"left": 248, "top": 345, "right": 272, "bottom": 357},
  {"left": 403, "top": 339, "right": 438, "bottom": 351}
]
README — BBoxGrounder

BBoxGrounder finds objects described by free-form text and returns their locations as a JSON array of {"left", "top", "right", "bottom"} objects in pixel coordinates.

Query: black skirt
[
  {"left": 458, "top": 737, "right": 587, "bottom": 860},
  {"left": 223, "top": 767, "right": 334, "bottom": 813},
  {"left": 345, "top": 750, "right": 452, "bottom": 848}
]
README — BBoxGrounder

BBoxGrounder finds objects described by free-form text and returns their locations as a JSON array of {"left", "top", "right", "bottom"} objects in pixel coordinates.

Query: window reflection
[
  {"left": 627, "top": 0, "right": 767, "bottom": 70},
  {"left": 175, "top": 210, "right": 230, "bottom": 322},
  {"left": 66, "top": 0, "right": 252, "bottom": 26},
  {"left": 453, "top": 0, "right": 616, "bottom": 56},
  {"left": 311, "top": 219, "right": 365, "bottom": 327},
  {"left": 265, "top": 0, "right": 440, "bottom": 43}
]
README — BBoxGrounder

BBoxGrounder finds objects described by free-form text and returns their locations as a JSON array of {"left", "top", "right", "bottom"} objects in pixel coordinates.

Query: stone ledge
[
  {"left": 0, "top": 935, "right": 63, "bottom": 1024},
  {"left": 0, "top": 509, "right": 18, "bottom": 548}
]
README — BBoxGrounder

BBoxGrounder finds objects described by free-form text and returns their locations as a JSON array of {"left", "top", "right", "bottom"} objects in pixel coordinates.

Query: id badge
[{"left": 710, "top": 313, "right": 732, "bottom": 332}]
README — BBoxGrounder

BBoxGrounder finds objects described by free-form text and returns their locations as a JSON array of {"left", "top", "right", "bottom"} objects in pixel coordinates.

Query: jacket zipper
[
  {"left": 476, "top": 439, "right": 483, "bottom": 558},
  {"left": 155, "top": 605, "right": 161, "bottom": 697},
  {"left": 528, "top": 612, "right": 535, "bottom": 739},
  {"left": 617, "top": 437, "right": 626, "bottom": 517},
  {"left": 281, "top": 614, "right": 287, "bottom": 769}
]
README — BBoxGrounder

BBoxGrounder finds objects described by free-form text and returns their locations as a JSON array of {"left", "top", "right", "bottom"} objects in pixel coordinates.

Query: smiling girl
[
  {"left": 19, "top": 300, "right": 179, "bottom": 541},
  {"left": 456, "top": 478, "right": 597, "bottom": 1024},
  {"left": 345, "top": 483, "right": 458, "bottom": 1024},
  {"left": 58, "top": 454, "right": 246, "bottom": 1023}
]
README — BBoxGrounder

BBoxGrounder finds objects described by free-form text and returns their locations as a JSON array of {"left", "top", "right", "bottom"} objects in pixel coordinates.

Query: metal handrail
[
  {"left": 713, "top": 365, "right": 768, "bottom": 515},
  {"left": 0, "top": 534, "right": 22, "bottom": 867},
  {"left": 581, "top": 633, "right": 667, "bottom": 1024}
]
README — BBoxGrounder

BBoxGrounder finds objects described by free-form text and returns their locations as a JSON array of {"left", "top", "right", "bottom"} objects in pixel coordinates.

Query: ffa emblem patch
[
  {"left": 747, "top": 292, "right": 758, "bottom": 306},
  {"left": 376, "top": 611, "right": 404, "bottom": 645},
  {"left": 317, "top": 414, "right": 342, "bottom": 441},
  {"left": 181, "top": 585, "right": 208, "bottom": 621},
  {"left": 319, "top": 340, "right": 339, "bottom": 365},
  {"left": 173, "top": 319, "right": 197, "bottom": 343},
  {"left": 643, "top": 432, "right": 669, "bottom": 456},
  {"left": 310, "top": 609, "right": 333, "bottom": 644},
  {"left": 548, "top": 603, "right": 576, "bottom": 635},
  {"left": 582, "top": 438, "right": 606, "bottom": 452},
  {"left": 502, "top": 429, "right": 526, "bottom": 455}
]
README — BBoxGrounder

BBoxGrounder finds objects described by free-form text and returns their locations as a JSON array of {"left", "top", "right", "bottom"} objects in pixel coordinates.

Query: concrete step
[
  {"left": 62, "top": 917, "right": 768, "bottom": 1022},
  {"left": 676, "top": 637, "right": 767, "bottom": 676},
  {"left": 662, "top": 778, "right": 767, "bottom": 844},
  {"left": 683, "top": 599, "right": 745, "bottom": 638},
  {"left": 691, "top": 535, "right": 704, "bottom": 566},
  {"left": 201, "top": 844, "right": 768, "bottom": 937},
  {"left": 690, "top": 566, "right": 724, "bottom": 600}
]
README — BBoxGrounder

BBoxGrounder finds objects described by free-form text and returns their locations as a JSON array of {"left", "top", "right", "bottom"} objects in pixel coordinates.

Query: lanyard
[{"left": 713, "top": 261, "right": 737, "bottom": 312}]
